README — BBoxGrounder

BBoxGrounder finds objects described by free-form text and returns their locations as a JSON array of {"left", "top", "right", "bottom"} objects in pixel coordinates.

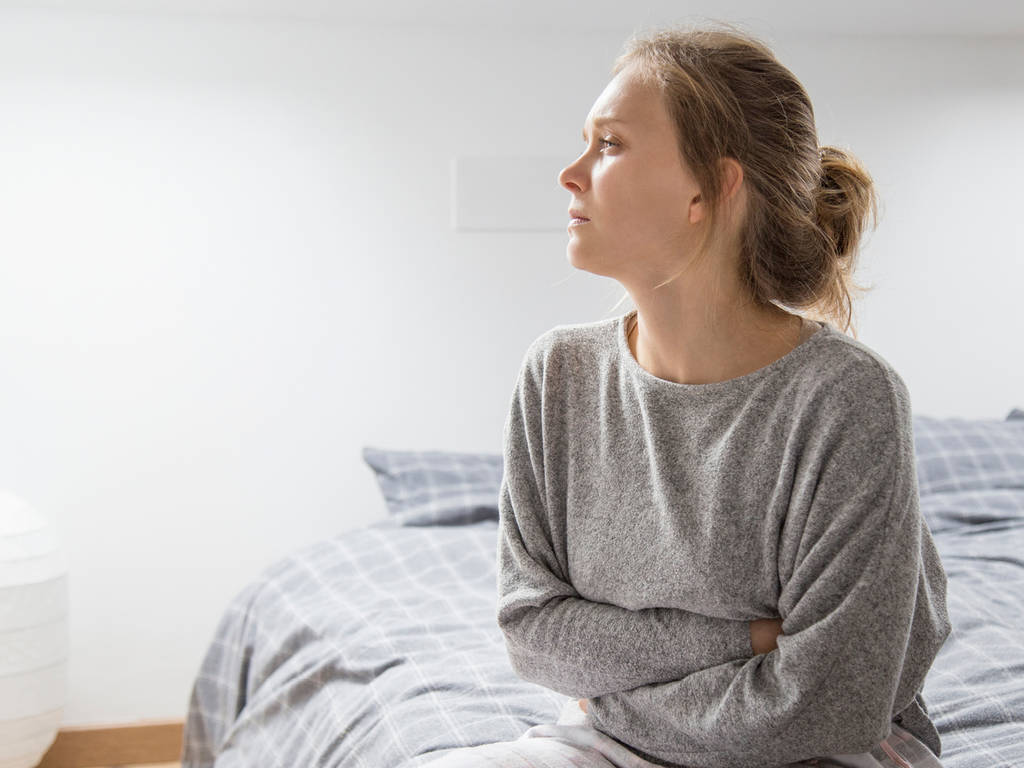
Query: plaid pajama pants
[{"left": 422, "top": 698, "right": 945, "bottom": 768}]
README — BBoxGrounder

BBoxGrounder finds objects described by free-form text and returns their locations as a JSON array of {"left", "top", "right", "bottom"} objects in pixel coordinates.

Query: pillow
[
  {"left": 362, "top": 446, "right": 503, "bottom": 526},
  {"left": 913, "top": 414, "right": 1024, "bottom": 496},
  {"left": 913, "top": 413, "right": 1024, "bottom": 534}
]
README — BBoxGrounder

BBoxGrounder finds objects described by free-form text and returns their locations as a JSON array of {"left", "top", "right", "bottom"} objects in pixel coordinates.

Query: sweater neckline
[{"left": 615, "top": 308, "right": 830, "bottom": 394}]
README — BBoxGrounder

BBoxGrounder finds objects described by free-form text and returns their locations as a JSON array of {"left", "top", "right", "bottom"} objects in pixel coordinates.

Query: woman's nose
[{"left": 559, "top": 159, "right": 584, "bottom": 191}]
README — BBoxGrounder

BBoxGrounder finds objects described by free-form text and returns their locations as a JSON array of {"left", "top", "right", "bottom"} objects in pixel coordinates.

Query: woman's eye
[{"left": 578, "top": 138, "right": 617, "bottom": 157}]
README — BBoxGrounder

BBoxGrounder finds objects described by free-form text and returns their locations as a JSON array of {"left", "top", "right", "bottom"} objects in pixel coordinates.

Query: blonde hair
[{"left": 605, "top": 20, "right": 879, "bottom": 339}]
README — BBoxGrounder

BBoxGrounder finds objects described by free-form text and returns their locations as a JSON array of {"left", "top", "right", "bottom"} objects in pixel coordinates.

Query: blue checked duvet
[{"left": 182, "top": 412, "right": 1024, "bottom": 768}]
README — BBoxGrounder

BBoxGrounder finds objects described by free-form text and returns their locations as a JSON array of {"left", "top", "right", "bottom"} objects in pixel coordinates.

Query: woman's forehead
[{"left": 593, "top": 70, "right": 664, "bottom": 121}]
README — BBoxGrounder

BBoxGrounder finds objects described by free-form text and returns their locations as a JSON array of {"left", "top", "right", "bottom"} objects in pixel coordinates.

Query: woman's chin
[{"left": 567, "top": 249, "right": 612, "bottom": 278}]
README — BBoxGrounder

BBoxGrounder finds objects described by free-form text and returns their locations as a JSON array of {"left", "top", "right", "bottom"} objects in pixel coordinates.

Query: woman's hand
[
  {"left": 749, "top": 618, "right": 785, "bottom": 655},
  {"left": 578, "top": 698, "right": 588, "bottom": 713}
]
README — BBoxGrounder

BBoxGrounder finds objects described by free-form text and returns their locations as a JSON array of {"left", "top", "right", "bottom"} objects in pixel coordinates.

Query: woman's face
[{"left": 558, "top": 65, "right": 706, "bottom": 284}]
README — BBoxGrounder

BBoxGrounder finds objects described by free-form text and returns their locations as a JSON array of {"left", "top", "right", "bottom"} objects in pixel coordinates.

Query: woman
[{"left": 427, "top": 21, "right": 951, "bottom": 768}]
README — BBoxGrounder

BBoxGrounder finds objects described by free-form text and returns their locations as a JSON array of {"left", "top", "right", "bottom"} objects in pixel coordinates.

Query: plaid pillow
[
  {"left": 362, "top": 446, "right": 503, "bottom": 526},
  {"left": 913, "top": 413, "right": 1024, "bottom": 534},
  {"left": 914, "top": 414, "right": 1024, "bottom": 496}
]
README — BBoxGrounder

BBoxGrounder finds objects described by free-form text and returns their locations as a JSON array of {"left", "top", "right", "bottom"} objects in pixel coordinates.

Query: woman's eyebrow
[{"left": 582, "top": 117, "right": 626, "bottom": 140}]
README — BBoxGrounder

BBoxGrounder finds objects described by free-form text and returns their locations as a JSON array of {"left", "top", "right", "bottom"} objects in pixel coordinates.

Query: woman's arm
[{"left": 579, "top": 618, "right": 784, "bottom": 712}]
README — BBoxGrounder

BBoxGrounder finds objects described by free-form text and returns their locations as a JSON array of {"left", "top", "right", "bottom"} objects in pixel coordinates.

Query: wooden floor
[{"left": 36, "top": 720, "right": 184, "bottom": 768}]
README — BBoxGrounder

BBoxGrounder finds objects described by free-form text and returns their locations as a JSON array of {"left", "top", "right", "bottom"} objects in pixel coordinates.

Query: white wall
[{"left": 0, "top": 9, "right": 1021, "bottom": 726}]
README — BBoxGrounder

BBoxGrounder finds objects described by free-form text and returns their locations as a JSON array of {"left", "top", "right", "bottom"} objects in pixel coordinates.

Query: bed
[{"left": 181, "top": 407, "right": 1024, "bottom": 768}]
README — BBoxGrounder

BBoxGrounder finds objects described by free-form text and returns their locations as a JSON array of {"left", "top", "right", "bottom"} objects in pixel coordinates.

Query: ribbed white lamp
[{"left": 0, "top": 491, "right": 69, "bottom": 768}]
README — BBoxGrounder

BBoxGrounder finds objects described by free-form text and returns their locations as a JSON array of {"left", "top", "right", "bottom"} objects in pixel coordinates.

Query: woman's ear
[
  {"left": 689, "top": 158, "right": 744, "bottom": 226},
  {"left": 688, "top": 192, "right": 705, "bottom": 224}
]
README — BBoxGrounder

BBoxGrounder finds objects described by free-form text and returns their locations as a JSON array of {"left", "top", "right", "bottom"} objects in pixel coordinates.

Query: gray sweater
[{"left": 495, "top": 310, "right": 952, "bottom": 768}]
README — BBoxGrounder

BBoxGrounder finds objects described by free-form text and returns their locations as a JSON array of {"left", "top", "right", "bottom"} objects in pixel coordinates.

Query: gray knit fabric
[{"left": 495, "top": 309, "right": 952, "bottom": 768}]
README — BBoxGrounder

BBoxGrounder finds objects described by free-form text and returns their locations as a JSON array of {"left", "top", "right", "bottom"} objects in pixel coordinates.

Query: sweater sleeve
[
  {"left": 495, "top": 341, "right": 753, "bottom": 700},
  {"left": 585, "top": 368, "right": 948, "bottom": 767}
]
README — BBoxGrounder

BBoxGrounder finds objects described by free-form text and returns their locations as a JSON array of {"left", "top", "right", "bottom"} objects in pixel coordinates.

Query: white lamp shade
[{"left": 0, "top": 491, "right": 68, "bottom": 768}]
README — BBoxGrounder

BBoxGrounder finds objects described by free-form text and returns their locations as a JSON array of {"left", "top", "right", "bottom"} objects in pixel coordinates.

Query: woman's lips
[{"left": 569, "top": 217, "right": 590, "bottom": 228}]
